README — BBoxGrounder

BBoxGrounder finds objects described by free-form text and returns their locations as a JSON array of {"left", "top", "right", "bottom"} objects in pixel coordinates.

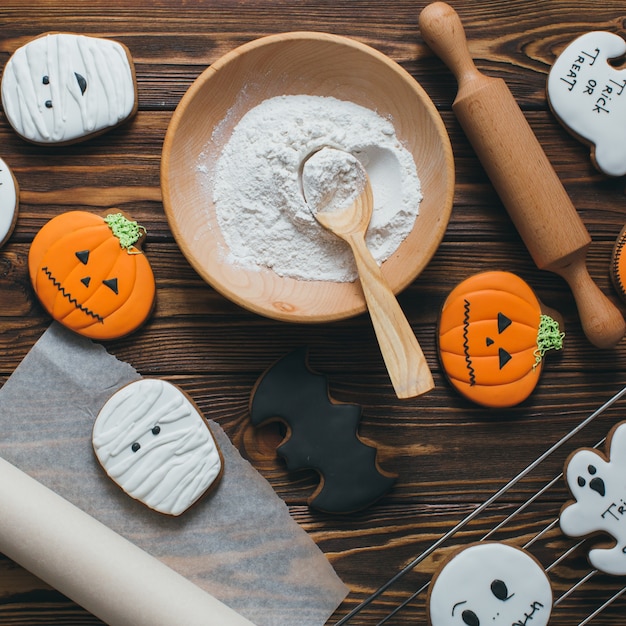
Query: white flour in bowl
[{"left": 206, "top": 94, "right": 422, "bottom": 282}]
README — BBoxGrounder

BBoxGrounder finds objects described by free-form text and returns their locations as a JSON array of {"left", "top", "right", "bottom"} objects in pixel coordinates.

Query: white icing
[
  {"left": 428, "top": 542, "right": 552, "bottom": 626},
  {"left": 547, "top": 31, "right": 626, "bottom": 177},
  {"left": 1, "top": 33, "right": 136, "bottom": 144},
  {"left": 560, "top": 420, "right": 626, "bottom": 575},
  {"left": 93, "top": 379, "right": 222, "bottom": 516},
  {"left": 0, "top": 158, "right": 17, "bottom": 246}
]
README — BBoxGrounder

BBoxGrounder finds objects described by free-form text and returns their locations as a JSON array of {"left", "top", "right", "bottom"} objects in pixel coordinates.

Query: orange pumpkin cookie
[
  {"left": 438, "top": 271, "right": 564, "bottom": 408},
  {"left": 29, "top": 211, "right": 155, "bottom": 340},
  {"left": 611, "top": 225, "right": 626, "bottom": 303}
]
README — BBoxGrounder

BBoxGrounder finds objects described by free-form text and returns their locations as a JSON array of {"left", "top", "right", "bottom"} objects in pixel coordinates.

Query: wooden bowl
[{"left": 161, "top": 31, "right": 454, "bottom": 322}]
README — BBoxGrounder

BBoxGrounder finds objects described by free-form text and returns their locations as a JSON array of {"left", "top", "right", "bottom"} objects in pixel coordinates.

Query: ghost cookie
[
  {"left": 560, "top": 420, "right": 626, "bottom": 576},
  {"left": 438, "top": 271, "right": 564, "bottom": 408},
  {"left": 1, "top": 33, "right": 137, "bottom": 145},
  {"left": 93, "top": 378, "right": 223, "bottom": 516},
  {"left": 28, "top": 210, "right": 155, "bottom": 340},
  {"left": 427, "top": 542, "right": 553, "bottom": 626},
  {"left": 547, "top": 31, "right": 626, "bottom": 176},
  {"left": 0, "top": 157, "right": 18, "bottom": 248}
]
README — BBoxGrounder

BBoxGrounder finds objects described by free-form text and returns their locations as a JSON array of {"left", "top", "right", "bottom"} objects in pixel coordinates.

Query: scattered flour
[{"left": 206, "top": 94, "right": 422, "bottom": 282}]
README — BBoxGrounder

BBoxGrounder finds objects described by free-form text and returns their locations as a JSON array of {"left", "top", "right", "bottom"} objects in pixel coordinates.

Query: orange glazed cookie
[
  {"left": 29, "top": 211, "right": 155, "bottom": 340},
  {"left": 438, "top": 271, "right": 564, "bottom": 408},
  {"left": 611, "top": 225, "right": 626, "bottom": 303}
]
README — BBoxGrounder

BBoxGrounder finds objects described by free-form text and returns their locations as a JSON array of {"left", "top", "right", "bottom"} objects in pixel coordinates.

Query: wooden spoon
[{"left": 301, "top": 147, "right": 434, "bottom": 398}]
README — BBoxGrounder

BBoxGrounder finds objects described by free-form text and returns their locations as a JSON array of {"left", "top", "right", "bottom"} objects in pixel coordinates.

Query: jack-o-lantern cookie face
[
  {"left": 28, "top": 211, "right": 155, "bottom": 340},
  {"left": 438, "top": 271, "right": 563, "bottom": 408}
]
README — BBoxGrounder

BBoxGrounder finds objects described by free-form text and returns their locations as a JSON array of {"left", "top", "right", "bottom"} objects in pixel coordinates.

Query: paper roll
[{"left": 0, "top": 456, "right": 255, "bottom": 626}]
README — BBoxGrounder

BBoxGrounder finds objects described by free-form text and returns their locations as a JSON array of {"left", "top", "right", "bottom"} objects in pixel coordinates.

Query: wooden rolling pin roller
[{"left": 419, "top": 2, "right": 625, "bottom": 349}]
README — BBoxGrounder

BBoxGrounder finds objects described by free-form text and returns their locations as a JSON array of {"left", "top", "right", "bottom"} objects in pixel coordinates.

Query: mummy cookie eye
[
  {"left": 45, "top": 100, "right": 53, "bottom": 108},
  {"left": 151, "top": 425, "right": 161, "bottom": 435},
  {"left": 42, "top": 75, "right": 49, "bottom": 85},
  {"left": 74, "top": 72, "right": 87, "bottom": 95},
  {"left": 461, "top": 609, "right": 479, "bottom": 626},
  {"left": 131, "top": 442, "right": 140, "bottom": 453}
]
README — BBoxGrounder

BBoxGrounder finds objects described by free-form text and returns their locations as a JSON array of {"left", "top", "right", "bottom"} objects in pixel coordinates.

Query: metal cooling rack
[{"left": 334, "top": 384, "right": 626, "bottom": 626}]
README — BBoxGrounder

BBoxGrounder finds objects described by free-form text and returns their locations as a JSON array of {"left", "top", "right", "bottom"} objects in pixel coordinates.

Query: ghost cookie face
[
  {"left": 427, "top": 542, "right": 553, "bottom": 626},
  {"left": 561, "top": 421, "right": 626, "bottom": 575},
  {"left": 1, "top": 33, "right": 137, "bottom": 145},
  {"left": 28, "top": 210, "right": 155, "bottom": 340},
  {"left": 547, "top": 31, "right": 626, "bottom": 176},
  {"left": 93, "top": 379, "right": 223, "bottom": 516},
  {"left": 0, "top": 158, "right": 18, "bottom": 248},
  {"left": 438, "top": 271, "right": 564, "bottom": 408}
]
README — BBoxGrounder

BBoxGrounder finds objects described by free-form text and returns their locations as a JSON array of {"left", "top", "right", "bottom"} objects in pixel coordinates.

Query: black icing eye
[
  {"left": 42, "top": 75, "right": 49, "bottom": 85},
  {"left": 45, "top": 100, "right": 53, "bottom": 108},
  {"left": 103, "top": 277, "right": 119, "bottom": 295},
  {"left": 151, "top": 425, "right": 161, "bottom": 435},
  {"left": 461, "top": 609, "right": 480, "bottom": 626},
  {"left": 131, "top": 442, "right": 141, "bottom": 453},
  {"left": 74, "top": 72, "right": 87, "bottom": 95},
  {"left": 589, "top": 465, "right": 597, "bottom": 475},
  {"left": 497, "top": 312, "right": 512, "bottom": 334},
  {"left": 76, "top": 250, "right": 90, "bottom": 265},
  {"left": 578, "top": 476, "right": 586, "bottom": 487},
  {"left": 491, "top": 579, "right": 513, "bottom": 601}
]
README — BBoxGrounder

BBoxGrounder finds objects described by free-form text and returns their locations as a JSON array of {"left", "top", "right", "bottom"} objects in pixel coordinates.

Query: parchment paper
[{"left": 0, "top": 323, "right": 348, "bottom": 625}]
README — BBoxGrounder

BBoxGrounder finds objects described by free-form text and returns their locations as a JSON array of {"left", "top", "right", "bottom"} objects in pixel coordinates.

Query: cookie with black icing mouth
[
  {"left": 28, "top": 210, "right": 155, "bottom": 340},
  {"left": 1, "top": 33, "right": 137, "bottom": 145},
  {"left": 561, "top": 420, "right": 626, "bottom": 576},
  {"left": 0, "top": 157, "right": 18, "bottom": 249},
  {"left": 427, "top": 542, "right": 553, "bottom": 626}
]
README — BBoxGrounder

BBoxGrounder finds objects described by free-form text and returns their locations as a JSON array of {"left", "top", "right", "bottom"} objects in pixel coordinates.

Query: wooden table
[{"left": 2, "top": 1, "right": 626, "bottom": 624}]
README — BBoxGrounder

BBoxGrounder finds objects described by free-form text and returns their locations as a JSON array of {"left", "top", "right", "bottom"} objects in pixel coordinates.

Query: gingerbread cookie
[
  {"left": 560, "top": 420, "right": 626, "bottom": 576},
  {"left": 28, "top": 210, "right": 155, "bottom": 340},
  {"left": 1, "top": 33, "right": 137, "bottom": 145},
  {"left": 249, "top": 348, "right": 396, "bottom": 514},
  {"left": 0, "top": 157, "right": 18, "bottom": 248},
  {"left": 428, "top": 542, "right": 553, "bottom": 626},
  {"left": 93, "top": 378, "right": 223, "bottom": 516},
  {"left": 547, "top": 31, "right": 626, "bottom": 177},
  {"left": 438, "top": 271, "right": 564, "bottom": 408},
  {"left": 611, "top": 224, "right": 626, "bottom": 303}
]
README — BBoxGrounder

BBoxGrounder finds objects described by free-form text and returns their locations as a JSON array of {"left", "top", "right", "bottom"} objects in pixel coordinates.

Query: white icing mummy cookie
[
  {"left": 547, "top": 31, "right": 626, "bottom": 176},
  {"left": 1, "top": 33, "right": 137, "bottom": 145},
  {"left": 428, "top": 542, "right": 553, "bottom": 626},
  {"left": 561, "top": 420, "right": 626, "bottom": 575},
  {"left": 93, "top": 379, "right": 223, "bottom": 516},
  {"left": 0, "top": 158, "right": 18, "bottom": 248}
]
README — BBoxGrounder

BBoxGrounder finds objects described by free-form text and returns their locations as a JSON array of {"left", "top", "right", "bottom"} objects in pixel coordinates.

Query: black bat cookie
[{"left": 249, "top": 348, "right": 396, "bottom": 514}]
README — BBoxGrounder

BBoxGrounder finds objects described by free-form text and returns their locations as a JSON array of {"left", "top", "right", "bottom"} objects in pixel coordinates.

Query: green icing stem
[
  {"left": 104, "top": 213, "right": 146, "bottom": 253},
  {"left": 533, "top": 314, "right": 565, "bottom": 370}
]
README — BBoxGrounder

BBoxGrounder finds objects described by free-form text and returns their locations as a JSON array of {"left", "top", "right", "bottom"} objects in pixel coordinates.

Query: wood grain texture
[{"left": 1, "top": 1, "right": 626, "bottom": 624}]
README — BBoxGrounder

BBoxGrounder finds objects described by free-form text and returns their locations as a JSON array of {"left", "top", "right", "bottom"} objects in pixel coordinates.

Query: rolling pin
[{"left": 419, "top": 2, "right": 625, "bottom": 349}]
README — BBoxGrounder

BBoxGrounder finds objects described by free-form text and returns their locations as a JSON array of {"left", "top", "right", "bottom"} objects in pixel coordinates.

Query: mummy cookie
[
  {"left": 0, "top": 158, "right": 18, "bottom": 248},
  {"left": 428, "top": 542, "right": 553, "bottom": 626},
  {"left": 1, "top": 33, "right": 137, "bottom": 145},
  {"left": 93, "top": 378, "right": 223, "bottom": 516},
  {"left": 438, "top": 271, "right": 564, "bottom": 408},
  {"left": 561, "top": 420, "right": 626, "bottom": 576},
  {"left": 28, "top": 211, "right": 155, "bottom": 340},
  {"left": 547, "top": 31, "right": 626, "bottom": 176}
]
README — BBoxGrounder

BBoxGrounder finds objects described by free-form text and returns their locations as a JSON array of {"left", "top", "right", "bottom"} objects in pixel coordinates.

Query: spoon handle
[{"left": 348, "top": 234, "right": 434, "bottom": 398}]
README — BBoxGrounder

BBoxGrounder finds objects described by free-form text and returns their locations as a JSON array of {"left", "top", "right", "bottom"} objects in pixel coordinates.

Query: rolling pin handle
[
  {"left": 419, "top": 2, "right": 481, "bottom": 86},
  {"left": 557, "top": 261, "right": 625, "bottom": 349}
]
